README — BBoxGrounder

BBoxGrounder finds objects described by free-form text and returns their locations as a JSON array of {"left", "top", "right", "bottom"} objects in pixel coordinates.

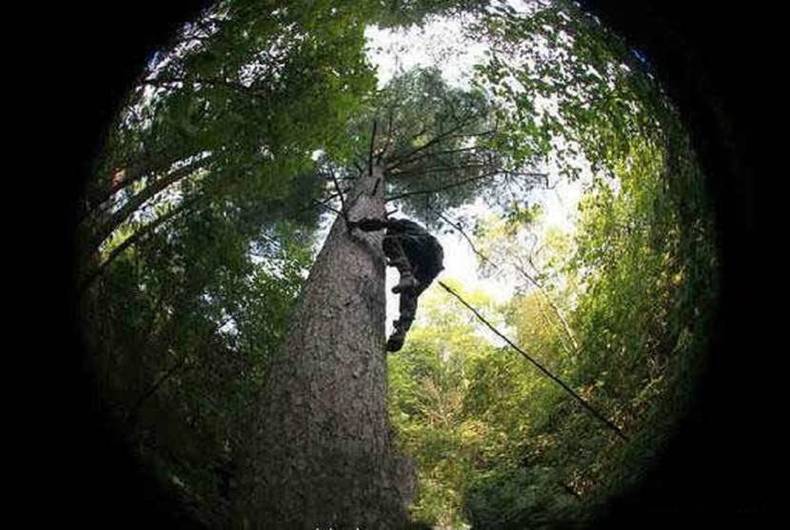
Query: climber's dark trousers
[
  {"left": 383, "top": 234, "right": 424, "bottom": 340},
  {"left": 395, "top": 282, "right": 427, "bottom": 336}
]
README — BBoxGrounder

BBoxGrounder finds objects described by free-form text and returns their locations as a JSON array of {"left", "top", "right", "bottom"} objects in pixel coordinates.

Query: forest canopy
[{"left": 77, "top": 0, "right": 717, "bottom": 528}]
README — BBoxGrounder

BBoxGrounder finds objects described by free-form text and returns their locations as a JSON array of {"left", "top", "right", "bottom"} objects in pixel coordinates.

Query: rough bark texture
[{"left": 248, "top": 165, "right": 415, "bottom": 529}]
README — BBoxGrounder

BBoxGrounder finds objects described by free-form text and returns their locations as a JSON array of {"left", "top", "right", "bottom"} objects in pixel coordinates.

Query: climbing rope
[{"left": 438, "top": 280, "right": 630, "bottom": 442}]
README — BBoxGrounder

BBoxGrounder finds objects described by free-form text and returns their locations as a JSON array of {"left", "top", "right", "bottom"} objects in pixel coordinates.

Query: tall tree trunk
[{"left": 248, "top": 164, "right": 415, "bottom": 528}]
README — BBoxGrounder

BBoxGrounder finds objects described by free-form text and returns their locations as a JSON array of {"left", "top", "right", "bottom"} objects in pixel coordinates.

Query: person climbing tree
[{"left": 349, "top": 216, "right": 444, "bottom": 352}]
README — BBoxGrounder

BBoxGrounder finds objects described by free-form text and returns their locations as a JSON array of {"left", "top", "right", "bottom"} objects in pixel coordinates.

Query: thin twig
[
  {"left": 368, "top": 119, "right": 378, "bottom": 176},
  {"left": 435, "top": 206, "right": 579, "bottom": 353},
  {"left": 385, "top": 171, "right": 500, "bottom": 203},
  {"left": 312, "top": 199, "right": 344, "bottom": 217},
  {"left": 386, "top": 119, "right": 475, "bottom": 172},
  {"left": 386, "top": 170, "right": 547, "bottom": 202},
  {"left": 437, "top": 281, "right": 629, "bottom": 441},
  {"left": 389, "top": 145, "right": 483, "bottom": 172},
  {"left": 124, "top": 355, "right": 191, "bottom": 426},
  {"left": 377, "top": 108, "right": 395, "bottom": 164},
  {"left": 432, "top": 208, "right": 500, "bottom": 271},
  {"left": 328, "top": 168, "right": 349, "bottom": 225}
]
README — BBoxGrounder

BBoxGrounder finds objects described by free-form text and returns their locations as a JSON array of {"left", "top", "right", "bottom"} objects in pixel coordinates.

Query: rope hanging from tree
[{"left": 438, "top": 280, "right": 630, "bottom": 442}]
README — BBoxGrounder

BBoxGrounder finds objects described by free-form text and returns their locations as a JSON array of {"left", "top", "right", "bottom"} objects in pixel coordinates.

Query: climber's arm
[{"left": 347, "top": 217, "right": 400, "bottom": 232}]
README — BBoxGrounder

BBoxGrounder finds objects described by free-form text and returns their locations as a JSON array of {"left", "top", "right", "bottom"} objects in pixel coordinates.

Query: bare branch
[
  {"left": 377, "top": 108, "right": 396, "bottom": 164},
  {"left": 392, "top": 162, "right": 492, "bottom": 178},
  {"left": 432, "top": 207, "right": 500, "bottom": 272},
  {"left": 386, "top": 120, "right": 471, "bottom": 172},
  {"left": 328, "top": 169, "right": 348, "bottom": 219},
  {"left": 385, "top": 170, "right": 502, "bottom": 203},
  {"left": 368, "top": 119, "right": 378, "bottom": 176},
  {"left": 389, "top": 146, "right": 485, "bottom": 172},
  {"left": 312, "top": 198, "right": 344, "bottom": 217},
  {"left": 327, "top": 167, "right": 352, "bottom": 232}
]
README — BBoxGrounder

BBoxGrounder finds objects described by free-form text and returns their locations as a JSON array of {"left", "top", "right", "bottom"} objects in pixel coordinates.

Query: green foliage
[
  {"left": 471, "top": 0, "right": 668, "bottom": 182},
  {"left": 383, "top": 2, "right": 718, "bottom": 528},
  {"left": 388, "top": 133, "right": 715, "bottom": 525},
  {"left": 389, "top": 283, "right": 502, "bottom": 528},
  {"left": 82, "top": 212, "right": 311, "bottom": 526},
  {"left": 84, "top": 0, "right": 379, "bottom": 254}
]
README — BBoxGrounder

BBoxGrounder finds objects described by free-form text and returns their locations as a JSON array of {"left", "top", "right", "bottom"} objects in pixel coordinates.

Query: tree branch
[
  {"left": 385, "top": 170, "right": 503, "bottom": 203},
  {"left": 389, "top": 145, "right": 485, "bottom": 173},
  {"left": 79, "top": 197, "right": 200, "bottom": 293},
  {"left": 124, "top": 355, "right": 191, "bottom": 427},
  {"left": 435, "top": 206, "right": 579, "bottom": 353},
  {"left": 432, "top": 208, "right": 500, "bottom": 272},
  {"left": 86, "top": 150, "right": 190, "bottom": 216},
  {"left": 123, "top": 315, "right": 232, "bottom": 428},
  {"left": 312, "top": 198, "right": 344, "bottom": 217},
  {"left": 511, "top": 258, "right": 579, "bottom": 351},
  {"left": 368, "top": 119, "right": 378, "bottom": 177},
  {"left": 376, "top": 108, "right": 395, "bottom": 164},
  {"left": 145, "top": 75, "right": 271, "bottom": 102},
  {"left": 87, "top": 154, "right": 213, "bottom": 252},
  {"left": 328, "top": 168, "right": 350, "bottom": 228},
  {"left": 386, "top": 119, "right": 475, "bottom": 172}
]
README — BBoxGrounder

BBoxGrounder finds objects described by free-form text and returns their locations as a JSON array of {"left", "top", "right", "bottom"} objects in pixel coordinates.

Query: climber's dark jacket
[
  {"left": 381, "top": 218, "right": 444, "bottom": 285},
  {"left": 348, "top": 216, "right": 444, "bottom": 352}
]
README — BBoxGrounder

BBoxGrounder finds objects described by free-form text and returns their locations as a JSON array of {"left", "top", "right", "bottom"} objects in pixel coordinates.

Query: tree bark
[{"left": 248, "top": 163, "right": 415, "bottom": 528}]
